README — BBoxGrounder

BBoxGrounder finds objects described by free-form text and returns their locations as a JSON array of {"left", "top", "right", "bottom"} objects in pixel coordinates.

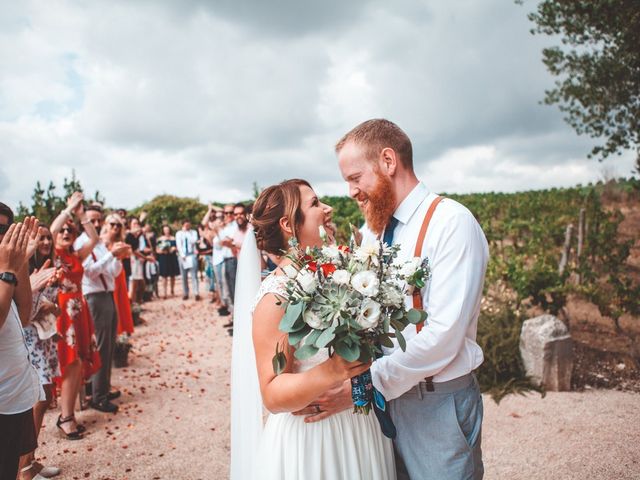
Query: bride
[{"left": 230, "top": 179, "right": 396, "bottom": 480}]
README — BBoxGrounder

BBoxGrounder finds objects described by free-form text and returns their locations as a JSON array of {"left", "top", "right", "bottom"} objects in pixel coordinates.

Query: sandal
[{"left": 56, "top": 414, "right": 83, "bottom": 440}]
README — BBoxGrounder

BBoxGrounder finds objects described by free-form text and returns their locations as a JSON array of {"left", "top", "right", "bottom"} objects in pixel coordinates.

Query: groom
[{"left": 300, "top": 119, "right": 488, "bottom": 479}]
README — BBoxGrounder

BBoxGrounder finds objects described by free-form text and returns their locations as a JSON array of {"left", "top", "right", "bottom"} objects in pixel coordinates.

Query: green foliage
[
  {"left": 321, "top": 196, "right": 363, "bottom": 243},
  {"left": 16, "top": 170, "right": 98, "bottom": 225},
  {"left": 526, "top": 0, "right": 640, "bottom": 163},
  {"left": 129, "top": 195, "right": 208, "bottom": 232},
  {"left": 476, "top": 306, "right": 543, "bottom": 403}
]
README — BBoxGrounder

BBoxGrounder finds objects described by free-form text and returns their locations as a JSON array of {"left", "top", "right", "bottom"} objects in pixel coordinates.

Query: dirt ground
[{"left": 36, "top": 286, "right": 640, "bottom": 480}]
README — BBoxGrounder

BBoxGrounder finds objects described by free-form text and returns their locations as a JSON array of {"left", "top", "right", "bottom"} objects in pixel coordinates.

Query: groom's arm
[{"left": 370, "top": 211, "right": 489, "bottom": 401}]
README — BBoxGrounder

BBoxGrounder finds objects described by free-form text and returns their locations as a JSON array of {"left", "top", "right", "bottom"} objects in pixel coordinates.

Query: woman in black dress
[{"left": 156, "top": 225, "right": 180, "bottom": 298}]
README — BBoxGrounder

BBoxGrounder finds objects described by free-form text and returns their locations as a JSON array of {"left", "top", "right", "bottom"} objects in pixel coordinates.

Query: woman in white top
[{"left": 0, "top": 211, "right": 45, "bottom": 480}]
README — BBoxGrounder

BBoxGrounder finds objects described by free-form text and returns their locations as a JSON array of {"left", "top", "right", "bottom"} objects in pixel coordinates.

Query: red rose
[
  {"left": 321, "top": 263, "right": 336, "bottom": 276},
  {"left": 338, "top": 245, "right": 351, "bottom": 253}
]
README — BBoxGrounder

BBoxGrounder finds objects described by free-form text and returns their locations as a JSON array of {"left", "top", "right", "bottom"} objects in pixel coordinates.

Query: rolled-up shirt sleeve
[
  {"left": 83, "top": 251, "right": 122, "bottom": 280},
  {"left": 371, "top": 212, "right": 489, "bottom": 400}
]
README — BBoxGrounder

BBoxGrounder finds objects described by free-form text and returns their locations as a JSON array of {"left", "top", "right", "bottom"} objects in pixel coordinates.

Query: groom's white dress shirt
[{"left": 363, "top": 182, "right": 489, "bottom": 401}]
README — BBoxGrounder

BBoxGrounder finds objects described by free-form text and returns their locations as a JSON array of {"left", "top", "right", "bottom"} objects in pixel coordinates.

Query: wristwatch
[{"left": 0, "top": 272, "right": 18, "bottom": 286}]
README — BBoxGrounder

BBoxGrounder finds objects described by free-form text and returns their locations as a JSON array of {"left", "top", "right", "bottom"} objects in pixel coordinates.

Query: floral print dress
[
  {"left": 23, "top": 284, "right": 61, "bottom": 385},
  {"left": 55, "top": 248, "right": 102, "bottom": 381}
]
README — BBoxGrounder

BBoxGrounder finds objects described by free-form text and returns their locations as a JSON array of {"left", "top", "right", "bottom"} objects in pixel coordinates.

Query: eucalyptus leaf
[
  {"left": 294, "top": 343, "right": 319, "bottom": 361},
  {"left": 272, "top": 351, "right": 287, "bottom": 375},
  {"left": 396, "top": 329, "right": 407, "bottom": 351},
  {"left": 334, "top": 341, "right": 360, "bottom": 362},
  {"left": 315, "top": 325, "right": 337, "bottom": 348},
  {"left": 288, "top": 325, "right": 311, "bottom": 346},
  {"left": 378, "top": 333, "right": 394, "bottom": 348},
  {"left": 279, "top": 302, "right": 305, "bottom": 332},
  {"left": 407, "top": 308, "right": 427, "bottom": 324}
]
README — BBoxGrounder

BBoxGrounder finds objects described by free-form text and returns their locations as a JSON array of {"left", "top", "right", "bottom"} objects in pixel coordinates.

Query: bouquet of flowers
[{"left": 273, "top": 227, "right": 430, "bottom": 418}]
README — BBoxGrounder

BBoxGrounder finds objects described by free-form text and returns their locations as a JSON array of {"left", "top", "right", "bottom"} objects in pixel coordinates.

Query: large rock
[{"left": 520, "top": 315, "right": 573, "bottom": 391}]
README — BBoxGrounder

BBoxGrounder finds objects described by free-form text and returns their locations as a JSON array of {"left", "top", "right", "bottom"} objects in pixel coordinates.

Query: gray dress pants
[
  {"left": 85, "top": 292, "right": 117, "bottom": 404},
  {"left": 391, "top": 373, "right": 484, "bottom": 480}
]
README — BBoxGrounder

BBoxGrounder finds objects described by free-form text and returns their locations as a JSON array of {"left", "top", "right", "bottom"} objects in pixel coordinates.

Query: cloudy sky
[{"left": 0, "top": 0, "right": 636, "bottom": 209}]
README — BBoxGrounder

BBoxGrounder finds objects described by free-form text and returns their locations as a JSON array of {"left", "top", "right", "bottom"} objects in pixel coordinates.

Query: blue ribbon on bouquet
[{"left": 351, "top": 370, "right": 397, "bottom": 439}]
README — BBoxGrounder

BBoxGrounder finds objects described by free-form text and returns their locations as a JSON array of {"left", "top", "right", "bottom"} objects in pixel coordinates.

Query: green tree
[
  {"left": 130, "top": 195, "right": 208, "bottom": 232},
  {"left": 526, "top": 0, "right": 640, "bottom": 165}
]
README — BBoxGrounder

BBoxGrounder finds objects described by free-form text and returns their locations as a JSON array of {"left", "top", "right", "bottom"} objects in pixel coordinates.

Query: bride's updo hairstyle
[{"left": 252, "top": 179, "right": 311, "bottom": 255}]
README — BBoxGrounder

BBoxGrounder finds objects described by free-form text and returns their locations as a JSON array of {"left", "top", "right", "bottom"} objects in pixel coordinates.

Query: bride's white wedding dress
[{"left": 251, "top": 274, "right": 396, "bottom": 480}]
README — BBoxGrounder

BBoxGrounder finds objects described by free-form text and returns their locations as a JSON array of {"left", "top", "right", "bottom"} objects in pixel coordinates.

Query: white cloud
[{"left": 0, "top": 0, "right": 636, "bottom": 212}]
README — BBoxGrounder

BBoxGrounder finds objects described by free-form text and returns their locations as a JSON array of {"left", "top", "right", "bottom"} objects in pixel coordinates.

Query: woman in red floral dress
[{"left": 51, "top": 192, "right": 102, "bottom": 439}]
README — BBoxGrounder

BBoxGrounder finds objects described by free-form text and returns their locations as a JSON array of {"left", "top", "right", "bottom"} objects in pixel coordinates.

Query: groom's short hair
[{"left": 335, "top": 118, "right": 413, "bottom": 170}]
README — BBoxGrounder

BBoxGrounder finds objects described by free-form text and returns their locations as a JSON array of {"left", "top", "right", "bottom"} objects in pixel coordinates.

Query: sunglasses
[
  {"left": 224, "top": 211, "right": 234, "bottom": 215},
  {"left": 234, "top": 212, "right": 246, "bottom": 217},
  {"left": 60, "top": 226, "right": 76, "bottom": 234},
  {"left": 0, "top": 223, "right": 10, "bottom": 234},
  {"left": 109, "top": 223, "right": 122, "bottom": 229}
]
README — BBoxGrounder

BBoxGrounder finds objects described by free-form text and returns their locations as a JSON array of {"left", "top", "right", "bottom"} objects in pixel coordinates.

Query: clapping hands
[{"left": 0, "top": 216, "right": 39, "bottom": 274}]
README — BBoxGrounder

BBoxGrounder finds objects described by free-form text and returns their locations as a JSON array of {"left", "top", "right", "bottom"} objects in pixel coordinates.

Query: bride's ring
[{"left": 314, "top": 405, "right": 321, "bottom": 414}]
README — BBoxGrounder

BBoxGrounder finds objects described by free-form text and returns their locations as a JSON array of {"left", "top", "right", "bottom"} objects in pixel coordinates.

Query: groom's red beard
[{"left": 356, "top": 172, "right": 396, "bottom": 236}]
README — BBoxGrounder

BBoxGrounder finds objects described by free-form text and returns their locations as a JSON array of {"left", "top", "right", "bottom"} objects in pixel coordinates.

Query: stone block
[{"left": 519, "top": 314, "right": 573, "bottom": 391}]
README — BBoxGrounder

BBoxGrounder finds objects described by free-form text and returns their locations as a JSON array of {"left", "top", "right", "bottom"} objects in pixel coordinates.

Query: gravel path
[{"left": 36, "top": 291, "right": 640, "bottom": 479}]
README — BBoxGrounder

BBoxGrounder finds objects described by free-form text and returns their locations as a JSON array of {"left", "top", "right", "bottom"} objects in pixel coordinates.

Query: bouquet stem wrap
[{"left": 350, "top": 369, "right": 397, "bottom": 439}]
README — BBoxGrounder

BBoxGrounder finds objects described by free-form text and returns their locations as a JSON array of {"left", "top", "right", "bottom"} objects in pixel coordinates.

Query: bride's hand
[
  {"left": 326, "top": 355, "right": 371, "bottom": 384},
  {"left": 292, "top": 380, "right": 352, "bottom": 423}
]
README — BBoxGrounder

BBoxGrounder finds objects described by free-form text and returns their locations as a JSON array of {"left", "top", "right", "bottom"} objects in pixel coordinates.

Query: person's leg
[
  {"left": 106, "top": 297, "right": 118, "bottom": 394},
  {"left": 225, "top": 257, "right": 238, "bottom": 306},
  {"left": 190, "top": 264, "right": 199, "bottom": 297},
  {"left": 179, "top": 262, "right": 189, "bottom": 298},
  {"left": 60, "top": 360, "right": 82, "bottom": 434},
  {"left": 87, "top": 293, "right": 115, "bottom": 405},
  {"left": 170, "top": 276, "right": 175, "bottom": 296},
  {"left": 391, "top": 375, "right": 483, "bottom": 480}
]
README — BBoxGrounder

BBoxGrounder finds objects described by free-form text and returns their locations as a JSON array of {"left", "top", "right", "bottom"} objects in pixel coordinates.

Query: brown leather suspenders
[{"left": 411, "top": 195, "right": 444, "bottom": 391}]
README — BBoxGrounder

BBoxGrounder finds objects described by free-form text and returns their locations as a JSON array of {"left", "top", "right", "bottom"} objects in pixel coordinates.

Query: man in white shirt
[
  {"left": 304, "top": 119, "right": 488, "bottom": 479},
  {"left": 175, "top": 219, "right": 200, "bottom": 301},
  {"left": 75, "top": 206, "right": 127, "bottom": 413},
  {"left": 213, "top": 205, "right": 238, "bottom": 326}
]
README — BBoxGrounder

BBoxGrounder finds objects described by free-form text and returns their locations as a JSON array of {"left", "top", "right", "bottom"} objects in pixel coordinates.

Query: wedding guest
[
  {"left": 213, "top": 206, "right": 237, "bottom": 317},
  {"left": 19, "top": 225, "right": 62, "bottom": 479},
  {"left": 75, "top": 206, "right": 128, "bottom": 413},
  {"left": 156, "top": 225, "right": 179, "bottom": 298},
  {"left": 101, "top": 214, "right": 134, "bottom": 337},
  {"left": 50, "top": 193, "right": 102, "bottom": 438},
  {"left": 142, "top": 223, "right": 158, "bottom": 301},
  {"left": 196, "top": 225, "right": 215, "bottom": 300},
  {"left": 209, "top": 212, "right": 229, "bottom": 314},
  {"left": 125, "top": 218, "right": 148, "bottom": 305},
  {"left": 0, "top": 212, "right": 44, "bottom": 480},
  {"left": 175, "top": 219, "right": 200, "bottom": 301}
]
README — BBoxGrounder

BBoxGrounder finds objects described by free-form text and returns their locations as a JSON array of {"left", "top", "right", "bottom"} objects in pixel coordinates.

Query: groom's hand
[{"left": 292, "top": 380, "right": 352, "bottom": 423}]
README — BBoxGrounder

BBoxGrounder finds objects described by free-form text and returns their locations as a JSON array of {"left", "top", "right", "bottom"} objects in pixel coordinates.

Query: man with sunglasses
[{"left": 74, "top": 205, "right": 129, "bottom": 413}]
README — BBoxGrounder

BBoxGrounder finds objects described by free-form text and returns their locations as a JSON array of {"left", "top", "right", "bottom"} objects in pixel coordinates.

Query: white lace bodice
[{"left": 252, "top": 273, "right": 329, "bottom": 373}]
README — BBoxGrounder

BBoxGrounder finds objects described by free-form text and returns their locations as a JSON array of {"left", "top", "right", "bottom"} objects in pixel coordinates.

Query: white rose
[
  {"left": 399, "top": 257, "right": 422, "bottom": 278},
  {"left": 351, "top": 270, "right": 380, "bottom": 297},
  {"left": 282, "top": 264, "right": 298, "bottom": 279},
  {"left": 356, "top": 298, "right": 381, "bottom": 329},
  {"left": 304, "top": 308, "right": 328, "bottom": 329},
  {"left": 321, "top": 245, "right": 341, "bottom": 263},
  {"left": 332, "top": 269, "right": 351, "bottom": 285},
  {"left": 296, "top": 270, "right": 318, "bottom": 294},
  {"left": 353, "top": 241, "right": 380, "bottom": 266}
]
